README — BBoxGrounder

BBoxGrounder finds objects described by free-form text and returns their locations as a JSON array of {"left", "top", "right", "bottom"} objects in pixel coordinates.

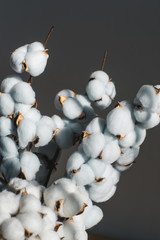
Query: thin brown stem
[
  {"left": 43, "top": 25, "right": 55, "bottom": 47},
  {"left": 101, "top": 49, "right": 107, "bottom": 71},
  {"left": 28, "top": 76, "right": 33, "bottom": 85},
  {"left": 44, "top": 146, "right": 61, "bottom": 187}
]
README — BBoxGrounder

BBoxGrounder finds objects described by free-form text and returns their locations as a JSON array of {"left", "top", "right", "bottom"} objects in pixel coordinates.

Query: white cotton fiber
[
  {"left": 52, "top": 115, "right": 65, "bottom": 129},
  {"left": 86, "top": 79, "right": 105, "bottom": 101},
  {"left": 119, "top": 130, "right": 136, "bottom": 148},
  {"left": 40, "top": 230, "right": 60, "bottom": 240},
  {"left": 41, "top": 206, "right": 57, "bottom": 231},
  {"left": 19, "top": 194, "right": 41, "bottom": 213},
  {"left": 24, "top": 108, "right": 41, "bottom": 123},
  {"left": 134, "top": 108, "right": 151, "bottom": 123},
  {"left": 35, "top": 123, "right": 53, "bottom": 147},
  {"left": 62, "top": 98, "right": 83, "bottom": 120},
  {"left": 10, "top": 82, "right": 35, "bottom": 104},
  {"left": 17, "top": 119, "right": 36, "bottom": 148},
  {"left": 114, "top": 162, "right": 133, "bottom": 172},
  {"left": 27, "top": 42, "right": 45, "bottom": 52},
  {"left": 0, "top": 212, "right": 10, "bottom": 225},
  {"left": 0, "top": 93, "right": 14, "bottom": 116},
  {"left": 20, "top": 151, "right": 40, "bottom": 180},
  {"left": 105, "top": 81, "right": 116, "bottom": 99},
  {"left": 55, "top": 89, "right": 75, "bottom": 110},
  {"left": 87, "top": 158, "right": 106, "bottom": 178},
  {"left": 25, "top": 51, "right": 48, "bottom": 77},
  {"left": 72, "top": 164, "right": 95, "bottom": 186},
  {"left": 117, "top": 147, "right": 139, "bottom": 166},
  {"left": 134, "top": 125, "right": 146, "bottom": 146},
  {"left": 85, "top": 117, "right": 106, "bottom": 134},
  {"left": 94, "top": 94, "right": 112, "bottom": 109},
  {"left": 0, "top": 116, "right": 15, "bottom": 137},
  {"left": 107, "top": 106, "right": 135, "bottom": 136},
  {"left": 10, "top": 44, "right": 28, "bottom": 73},
  {"left": 0, "top": 136, "right": 18, "bottom": 158},
  {"left": 0, "top": 190, "right": 20, "bottom": 215},
  {"left": 14, "top": 103, "right": 31, "bottom": 116},
  {"left": 1, "top": 217, "right": 24, "bottom": 240},
  {"left": 1, "top": 156, "right": 20, "bottom": 181},
  {"left": 102, "top": 140, "right": 120, "bottom": 164},
  {"left": 1, "top": 75, "right": 22, "bottom": 93},
  {"left": 82, "top": 132, "right": 105, "bottom": 158},
  {"left": 66, "top": 151, "right": 88, "bottom": 175},
  {"left": 82, "top": 204, "right": 103, "bottom": 229},
  {"left": 89, "top": 70, "right": 109, "bottom": 85},
  {"left": 140, "top": 112, "right": 160, "bottom": 129},
  {"left": 39, "top": 116, "right": 56, "bottom": 130}
]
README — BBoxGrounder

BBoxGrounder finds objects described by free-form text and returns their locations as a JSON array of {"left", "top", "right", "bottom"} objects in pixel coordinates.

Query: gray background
[{"left": 0, "top": 0, "right": 160, "bottom": 239}]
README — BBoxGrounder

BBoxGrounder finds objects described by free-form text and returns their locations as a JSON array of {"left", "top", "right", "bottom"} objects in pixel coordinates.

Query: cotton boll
[
  {"left": 89, "top": 70, "right": 109, "bottom": 85},
  {"left": 27, "top": 42, "right": 45, "bottom": 52},
  {"left": 85, "top": 117, "right": 106, "bottom": 134},
  {"left": 19, "top": 194, "right": 41, "bottom": 213},
  {"left": 10, "top": 44, "right": 28, "bottom": 73},
  {"left": 0, "top": 117, "right": 15, "bottom": 137},
  {"left": 0, "top": 190, "right": 20, "bottom": 215},
  {"left": 0, "top": 93, "right": 14, "bottom": 116},
  {"left": 0, "top": 136, "right": 18, "bottom": 158},
  {"left": 105, "top": 81, "right": 116, "bottom": 99},
  {"left": 17, "top": 212, "right": 43, "bottom": 234},
  {"left": 82, "top": 132, "right": 105, "bottom": 158},
  {"left": 1, "top": 217, "right": 24, "bottom": 240},
  {"left": 72, "top": 164, "right": 95, "bottom": 186},
  {"left": 86, "top": 80, "right": 105, "bottom": 101},
  {"left": 81, "top": 205, "right": 103, "bottom": 229},
  {"left": 134, "top": 107, "right": 151, "bottom": 123},
  {"left": 20, "top": 151, "right": 40, "bottom": 180},
  {"left": 114, "top": 162, "right": 133, "bottom": 172},
  {"left": 52, "top": 115, "right": 65, "bottom": 129},
  {"left": 102, "top": 140, "right": 120, "bottom": 164},
  {"left": 62, "top": 98, "right": 84, "bottom": 120},
  {"left": 55, "top": 127, "right": 74, "bottom": 149},
  {"left": 14, "top": 103, "right": 31, "bottom": 116},
  {"left": 35, "top": 123, "right": 53, "bottom": 147},
  {"left": 136, "top": 85, "right": 158, "bottom": 111},
  {"left": 55, "top": 178, "right": 77, "bottom": 194},
  {"left": 10, "top": 82, "right": 35, "bottom": 105},
  {"left": 140, "top": 112, "right": 160, "bottom": 129},
  {"left": 0, "top": 212, "right": 10, "bottom": 225},
  {"left": 1, "top": 156, "right": 20, "bottom": 181},
  {"left": 40, "top": 230, "right": 60, "bottom": 240},
  {"left": 94, "top": 94, "right": 112, "bottom": 110},
  {"left": 107, "top": 105, "right": 135, "bottom": 136},
  {"left": 55, "top": 89, "right": 75, "bottom": 110},
  {"left": 119, "top": 130, "right": 136, "bottom": 148},
  {"left": 24, "top": 108, "right": 41, "bottom": 123},
  {"left": 103, "top": 128, "right": 117, "bottom": 143},
  {"left": 100, "top": 185, "right": 117, "bottom": 202},
  {"left": 17, "top": 119, "right": 36, "bottom": 149},
  {"left": 41, "top": 206, "right": 57, "bottom": 231},
  {"left": 66, "top": 151, "right": 88, "bottom": 175},
  {"left": 117, "top": 147, "right": 139, "bottom": 166},
  {"left": 39, "top": 116, "right": 56, "bottom": 131},
  {"left": 25, "top": 51, "right": 48, "bottom": 77},
  {"left": 63, "top": 220, "right": 87, "bottom": 240},
  {"left": 1, "top": 75, "right": 22, "bottom": 93},
  {"left": 134, "top": 125, "right": 146, "bottom": 146},
  {"left": 87, "top": 159, "right": 106, "bottom": 178}
]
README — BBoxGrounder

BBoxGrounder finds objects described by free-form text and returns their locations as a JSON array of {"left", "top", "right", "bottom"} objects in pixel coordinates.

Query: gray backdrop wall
[{"left": 0, "top": 1, "right": 160, "bottom": 239}]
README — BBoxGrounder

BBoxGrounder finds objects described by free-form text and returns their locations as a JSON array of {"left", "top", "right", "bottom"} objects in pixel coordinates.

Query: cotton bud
[
  {"left": 52, "top": 114, "right": 65, "bottom": 129},
  {"left": 94, "top": 94, "right": 112, "bottom": 110},
  {"left": 24, "top": 50, "right": 48, "bottom": 77},
  {"left": 1, "top": 75, "right": 22, "bottom": 93},
  {"left": 0, "top": 217, "right": 25, "bottom": 240},
  {"left": 0, "top": 136, "right": 18, "bottom": 158},
  {"left": 20, "top": 151, "right": 40, "bottom": 180},
  {"left": 38, "top": 116, "right": 56, "bottom": 130},
  {"left": 86, "top": 79, "right": 105, "bottom": 101},
  {"left": 107, "top": 103, "right": 135, "bottom": 136},
  {"left": 89, "top": 70, "right": 109, "bottom": 85},
  {"left": 40, "top": 206, "right": 57, "bottom": 231},
  {"left": 10, "top": 82, "right": 35, "bottom": 105},
  {"left": 134, "top": 106, "right": 151, "bottom": 123},
  {"left": 24, "top": 108, "right": 41, "bottom": 123},
  {"left": 0, "top": 190, "right": 20, "bottom": 215},
  {"left": 87, "top": 158, "right": 106, "bottom": 178},
  {"left": 19, "top": 194, "right": 41, "bottom": 213},
  {"left": 105, "top": 81, "right": 116, "bottom": 99},
  {"left": 71, "top": 164, "right": 95, "bottom": 186},
  {"left": 102, "top": 139, "right": 120, "bottom": 164},
  {"left": 119, "top": 130, "right": 136, "bottom": 148},
  {"left": 17, "top": 119, "right": 37, "bottom": 148},
  {"left": 66, "top": 151, "right": 88, "bottom": 175},
  {"left": 17, "top": 212, "right": 43, "bottom": 235},
  {"left": 0, "top": 116, "right": 15, "bottom": 137},
  {"left": 82, "top": 132, "right": 105, "bottom": 158},
  {"left": 117, "top": 146, "right": 139, "bottom": 166},
  {"left": 0, "top": 93, "right": 14, "bottom": 116},
  {"left": 1, "top": 156, "right": 20, "bottom": 181},
  {"left": 85, "top": 117, "right": 106, "bottom": 134},
  {"left": 10, "top": 44, "right": 29, "bottom": 73},
  {"left": 55, "top": 89, "right": 76, "bottom": 110},
  {"left": 35, "top": 122, "right": 53, "bottom": 147}
]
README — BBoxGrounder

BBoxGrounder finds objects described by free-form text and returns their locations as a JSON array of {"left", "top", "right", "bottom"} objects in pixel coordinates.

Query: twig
[
  {"left": 28, "top": 76, "right": 33, "bottom": 85},
  {"left": 44, "top": 146, "right": 61, "bottom": 187},
  {"left": 43, "top": 25, "right": 55, "bottom": 47},
  {"left": 101, "top": 49, "right": 107, "bottom": 71}
]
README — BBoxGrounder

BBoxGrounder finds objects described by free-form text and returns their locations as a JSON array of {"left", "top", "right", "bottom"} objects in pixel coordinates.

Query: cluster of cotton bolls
[{"left": 0, "top": 177, "right": 103, "bottom": 240}]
